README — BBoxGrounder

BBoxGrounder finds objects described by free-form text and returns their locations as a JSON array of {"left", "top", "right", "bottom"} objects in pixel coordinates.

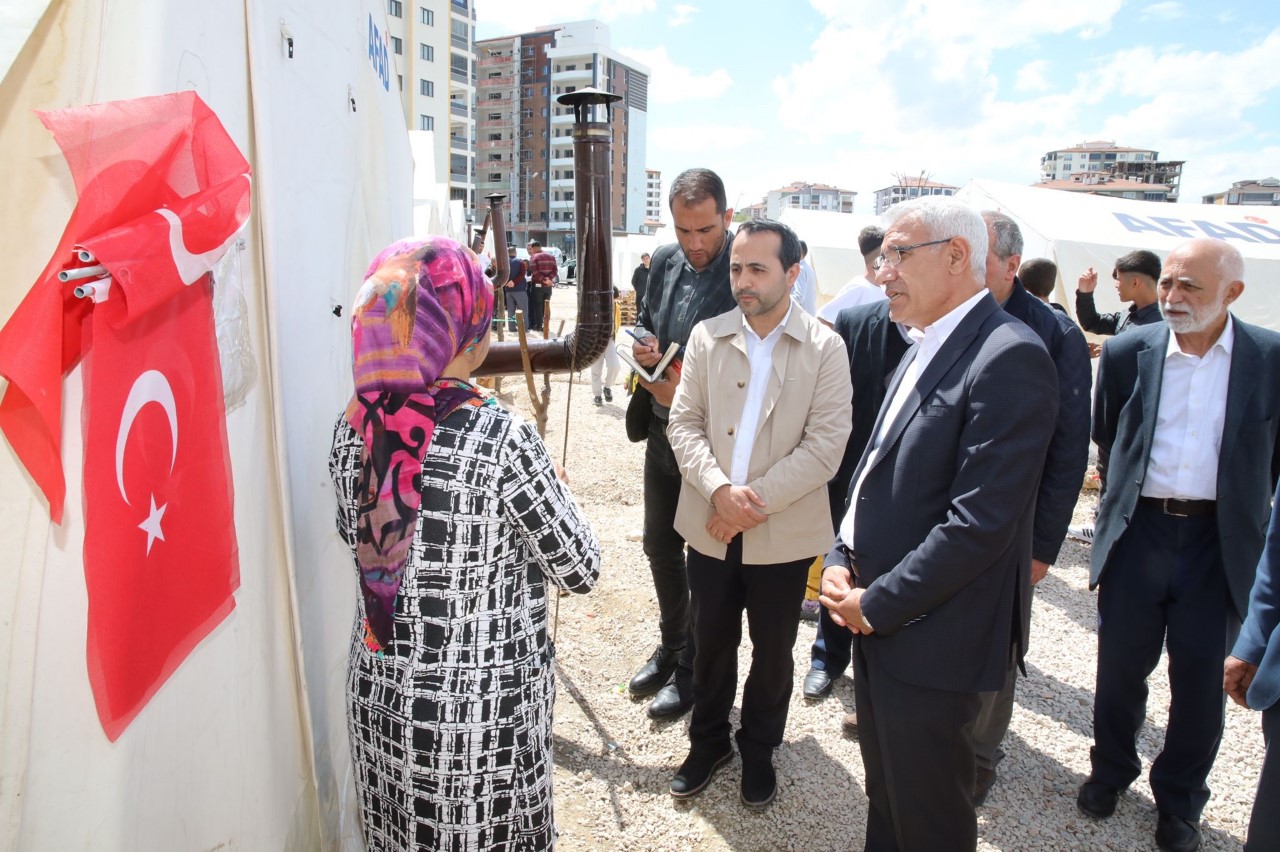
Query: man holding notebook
[{"left": 664, "top": 218, "right": 850, "bottom": 807}]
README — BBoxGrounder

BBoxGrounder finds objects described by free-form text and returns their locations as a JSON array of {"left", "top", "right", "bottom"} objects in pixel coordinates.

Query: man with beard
[
  {"left": 665, "top": 218, "right": 850, "bottom": 808},
  {"left": 1080, "top": 238, "right": 1280, "bottom": 852}
]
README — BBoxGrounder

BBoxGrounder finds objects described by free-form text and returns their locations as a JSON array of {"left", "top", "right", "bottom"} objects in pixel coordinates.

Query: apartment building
[
  {"left": 644, "top": 168, "right": 662, "bottom": 233},
  {"left": 1039, "top": 141, "right": 1183, "bottom": 202},
  {"left": 474, "top": 20, "right": 650, "bottom": 252},
  {"left": 383, "top": 0, "right": 477, "bottom": 209},
  {"left": 872, "top": 178, "right": 958, "bottom": 215},
  {"left": 1202, "top": 177, "right": 1280, "bottom": 206},
  {"left": 762, "top": 181, "right": 856, "bottom": 219}
]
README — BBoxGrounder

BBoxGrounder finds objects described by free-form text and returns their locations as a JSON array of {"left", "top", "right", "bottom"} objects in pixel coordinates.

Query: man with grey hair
[
  {"left": 971, "top": 211, "right": 1093, "bottom": 805},
  {"left": 820, "top": 197, "right": 1058, "bottom": 849},
  {"left": 1080, "top": 238, "right": 1280, "bottom": 852}
]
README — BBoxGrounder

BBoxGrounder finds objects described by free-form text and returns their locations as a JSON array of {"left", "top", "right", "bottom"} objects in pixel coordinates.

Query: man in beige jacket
[{"left": 665, "top": 219, "right": 852, "bottom": 810}]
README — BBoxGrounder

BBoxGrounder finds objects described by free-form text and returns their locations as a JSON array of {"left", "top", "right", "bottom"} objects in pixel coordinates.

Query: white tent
[
  {"left": 0, "top": 1, "right": 427, "bottom": 848},
  {"left": 776, "top": 208, "right": 880, "bottom": 302},
  {"left": 954, "top": 179, "right": 1280, "bottom": 329}
]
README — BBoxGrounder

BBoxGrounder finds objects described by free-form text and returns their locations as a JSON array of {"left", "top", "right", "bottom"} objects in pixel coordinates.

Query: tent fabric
[
  {"left": 954, "top": 179, "right": 1280, "bottom": 329},
  {"left": 0, "top": 0, "right": 420, "bottom": 848}
]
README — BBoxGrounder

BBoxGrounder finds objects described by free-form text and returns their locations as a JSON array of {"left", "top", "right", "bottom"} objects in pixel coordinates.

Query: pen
[{"left": 625, "top": 328, "right": 655, "bottom": 345}]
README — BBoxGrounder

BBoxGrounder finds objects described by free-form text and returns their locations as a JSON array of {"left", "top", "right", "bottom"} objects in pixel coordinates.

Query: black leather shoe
[
  {"left": 740, "top": 757, "right": 777, "bottom": 810},
  {"left": 647, "top": 667, "right": 694, "bottom": 720},
  {"left": 802, "top": 667, "right": 835, "bottom": 699},
  {"left": 1076, "top": 779, "right": 1121, "bottom": 818},
  {"left": 629, "top": 645, "right": 680, "bottom": 698},
  {"left": 1155, "top": 812, "right": 1201, "bottom": 852},
  {"left": 602, "top": 387, "right": 612, "bottom": 402},
  {"left": 593, "top": 395, "right": 603, "bottom": 406},
  {"left": 670, "top": 744, "right": 733, "bottom": 798},
  {"left": 974, "top": 766, "right": 996, "bottom": 807}
]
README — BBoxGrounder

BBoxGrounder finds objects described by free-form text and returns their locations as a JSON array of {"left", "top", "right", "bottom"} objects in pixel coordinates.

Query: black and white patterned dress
[{"left": 330, "top": 402, "right": 600, "bottom": 851}]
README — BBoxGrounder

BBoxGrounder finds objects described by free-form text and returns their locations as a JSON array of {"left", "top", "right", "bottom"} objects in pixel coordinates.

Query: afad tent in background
[{"left": 954, "top": 180, "right": 1280, "bottom": 330}]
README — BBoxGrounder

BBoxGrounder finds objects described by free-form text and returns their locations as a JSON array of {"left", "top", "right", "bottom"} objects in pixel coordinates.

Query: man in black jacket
[
  {"left": 631, "top": 252, "right": 651, "bottom": 307},
  {"left": 1076, "top": 249, "right": 1163, "bottom": 336},
  {"left": 971, "top": 211, "right": 1093, "bottom": 804}
]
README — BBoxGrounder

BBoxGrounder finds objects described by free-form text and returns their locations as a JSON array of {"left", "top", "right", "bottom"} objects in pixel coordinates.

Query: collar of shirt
[
  {"left": 1165, "top": 314, "right": 1235, "bottom": 361},
  {"left": 741, "top": 302, "right": 793, "bottom": 353},
  {"left": 910, "top": 288, "right": 987, "bottom": 359}
]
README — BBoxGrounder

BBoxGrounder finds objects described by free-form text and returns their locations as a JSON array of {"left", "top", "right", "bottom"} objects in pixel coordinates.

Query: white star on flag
[{"left": 138, "top": 494, "right": 167, "bottom": 554}]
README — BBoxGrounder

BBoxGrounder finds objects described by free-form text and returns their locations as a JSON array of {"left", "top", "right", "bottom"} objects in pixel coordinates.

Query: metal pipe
[
  {"left": 58, "top": 264, "right": 108, "bottom": 282},
  {"left": 474, "top": 88, "right": 620, "bottom": 377}
]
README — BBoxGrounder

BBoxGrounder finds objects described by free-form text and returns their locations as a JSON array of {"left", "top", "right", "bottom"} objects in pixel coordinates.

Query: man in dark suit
[
  {"left": 1080, "top": 238, "right": 1280, "bottom": 852},
  {"left": 820, "top": 197, "right": 1058, "bottom": 851},
  {"left": 971, "top": 211, "right": 1093, "bottom": 804},
  {"left": 803, "top": 297, "right": 912, "bottom": 707},
  {"left": 1226, "top": 478, "right": 1280, "bottom": 851}
]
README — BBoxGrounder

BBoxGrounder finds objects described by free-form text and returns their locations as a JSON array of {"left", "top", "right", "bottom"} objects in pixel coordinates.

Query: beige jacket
[{"left": 668, "top": 306, "right": 852, "bottom": 564}]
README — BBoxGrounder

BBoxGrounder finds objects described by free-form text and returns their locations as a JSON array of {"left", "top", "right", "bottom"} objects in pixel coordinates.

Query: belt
[{"left": 1138, "top": 496, "right": 1216, "bottom": 517}]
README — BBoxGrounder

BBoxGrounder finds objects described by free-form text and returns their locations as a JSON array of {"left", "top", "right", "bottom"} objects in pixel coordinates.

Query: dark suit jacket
[
  {"left": 1075, "top": 290, "right": 1163, "bottom": 335},
  {"left": 826, "top": 300, "right": 911, "bottom": 529},
  {"left": 1003, "top": 280, "right": 1093, "bottom": 565},
  {"left": 825, "top": 293, "right": 1059, "bottom": 693},
  {"left": 1091, "top": 318, "right": 1280, "bottom": 620},
  {"left": 1234, "top": 479, "right": 1280, "bottom": 711}
]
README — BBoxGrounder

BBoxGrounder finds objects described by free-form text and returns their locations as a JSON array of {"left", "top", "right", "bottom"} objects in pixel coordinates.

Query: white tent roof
[
  {"left": 954, "top": 179, "right": 1280, "bottom": 329},
  {"left": 776, "top": 208, "right": 880, "bottom": 300}
]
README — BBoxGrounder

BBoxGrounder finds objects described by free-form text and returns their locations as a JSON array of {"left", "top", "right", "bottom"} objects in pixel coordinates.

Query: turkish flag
[
  {"left": 82, "top": 278, "right": 239, "bottom": 740},
  {"left": 0, "top": 92, "right": 246, "bottom": 739}
]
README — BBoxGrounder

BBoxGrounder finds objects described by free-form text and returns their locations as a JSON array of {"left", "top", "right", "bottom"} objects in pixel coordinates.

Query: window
[
  {"left": 488, "top": 92, "right": 502, "bottom": 100},
  {"left": 488, "top": 112, "right": 501, "bottom": 121},
  {"left": 390, "top": 36, "right": 403, "bottom": 54},
  {"left": 388, "top": 0, "right": 402, "bottom": 16},
  {"left": 488, "top": 153, "right": 502, "bottom": 161},
  {"left": 488, "top": 133, "right": 501, "bottom": 141},
  {"left": 489, "top": 172, "right": 502, "bottom": 182},
  {"left": 420, "top": 79, "right": 434, "bottom": 96},
  {"left": 421, "top": 8, "right": 434, "bottom": 24},
  {"left": 451, "top": 54, "right": 468, "bottom": 75},
  {"left": 420, "top": 115, "right": 434, "bottom": 131},
  {"left": 421, "top": 44, "right": 434, "bottom": 61}
]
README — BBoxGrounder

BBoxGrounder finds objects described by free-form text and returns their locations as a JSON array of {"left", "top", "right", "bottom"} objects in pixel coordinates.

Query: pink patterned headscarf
[{"left": 344, "top": 237, "right": 494, "bottom": 652}]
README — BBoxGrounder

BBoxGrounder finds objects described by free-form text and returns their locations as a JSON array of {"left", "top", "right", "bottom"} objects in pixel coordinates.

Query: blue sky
[{"left": 476, "top": 0, "right": 1280, "bottom": 216}]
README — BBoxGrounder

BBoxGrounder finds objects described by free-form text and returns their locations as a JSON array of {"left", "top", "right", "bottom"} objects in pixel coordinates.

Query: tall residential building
[
  {"left": 644, "top": 169, "right": 662, "bottom": 234},
  {"left": 1202, "top": 177, "right": 1280, "bottom": 206},
  {"left": 872, "top": 178, "right": 958, "bottom": 215},
  {"left": 764, "top": 181, "right": 856, "bottom": 218},
  {"left": 384, "top": 0, "right": 477, "bottom": 209},
  {"left": 1039, "top": 141, "right": 1183, "bottom": 202},
  {"left": 474, "top": 20, "right": 650, "bottom": 252},
  {"left": 1033, "top": 173, "right": 1173, "bottom": 202}
]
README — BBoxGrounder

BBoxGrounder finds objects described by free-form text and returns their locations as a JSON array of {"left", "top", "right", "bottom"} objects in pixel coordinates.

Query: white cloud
[
  {"left": 616, "top": 45, "right": 732, "bottom": 103},
  {"left": 670, "top": 4, "right": 698, "bottom": 27},
  {"left": 1015, "top": 59, "right": 1051, "bottom": 93},
  {"left": 474, "top": 0, "right": 656, "bottom": 38},
  {"left": 1140, "top": 1, "right": 1186, "bottom": 20}
]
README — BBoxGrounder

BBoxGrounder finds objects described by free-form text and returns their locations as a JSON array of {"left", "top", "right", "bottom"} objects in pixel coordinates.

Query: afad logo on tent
[
  {"left": 368, "top": 13, "right": 391, "bottom": 92},
  {"left": 1115, "top": 212, "right": 1280, "bottom": 244}
]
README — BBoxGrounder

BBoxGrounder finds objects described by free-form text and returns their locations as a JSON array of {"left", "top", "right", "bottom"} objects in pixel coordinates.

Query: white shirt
[
  {"left": 817, "top": 276, "right": 886, "bottom": 324},
  {"left": 730, "top": 306, "right": 792, "bottom": 485},
  {"left": 792, "top": 260, "right": 818, "bottom": 316},
  {"left": 839, "top": 288, "right": 988, "bottom": 549},
  {"left": 1142, "top": 318, "right": 1235, "bottom": 501}
]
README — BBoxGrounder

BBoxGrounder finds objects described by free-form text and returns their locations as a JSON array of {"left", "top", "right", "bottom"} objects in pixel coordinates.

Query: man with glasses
[{"left": 819, "top": 197, "right": 1058, "bottom": 851}]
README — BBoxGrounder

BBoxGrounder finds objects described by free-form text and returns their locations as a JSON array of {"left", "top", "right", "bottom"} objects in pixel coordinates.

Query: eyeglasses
[{"left": 873, "top": 238, "right": 955, "bottom": 271}]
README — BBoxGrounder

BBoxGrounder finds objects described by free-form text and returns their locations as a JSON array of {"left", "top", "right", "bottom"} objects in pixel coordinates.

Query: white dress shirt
[
  {"left": 1142, "top": 318, "right": 1235, "bottom": 501},
  {"left": 817, "top": 275, "right": 887, "bottom": 324},
  {"left": 839, "top": 288, "right": 988, "bottom": 549},
  {"left": 730, "top": 305, "right": 792, "bottom": 485},
  {"left": 792, "top": 260, "right": 818, "bottom": 316}
]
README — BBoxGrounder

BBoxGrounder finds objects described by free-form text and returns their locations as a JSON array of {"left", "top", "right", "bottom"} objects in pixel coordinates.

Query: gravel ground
[{"left": 499, "top": 289, "right": 1265, "bottom": 851}]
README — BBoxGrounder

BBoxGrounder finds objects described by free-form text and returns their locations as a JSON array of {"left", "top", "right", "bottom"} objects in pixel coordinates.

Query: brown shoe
[
  {"left": 842, "top": 712, "right": 858, "bottom": 737},
  {"left": 974, "top": 766, "right": 996, "bottom": 806}
]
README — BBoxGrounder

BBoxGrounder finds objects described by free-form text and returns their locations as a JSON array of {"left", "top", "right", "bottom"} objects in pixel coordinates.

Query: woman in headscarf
[{"left": 329, "top": 237, "right": 600, "bottom": 851}]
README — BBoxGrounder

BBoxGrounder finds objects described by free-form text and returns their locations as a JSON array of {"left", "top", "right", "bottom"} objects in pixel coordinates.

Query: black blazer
[
  {"left": 1091, "top": 318, "right": 1280, "bottom": 619},
  {"left": 826, "top": 293, "right": 1059, "bottom": 693},
  {"left": 826, "top": 300, "right": 911, "bottom": 529}
]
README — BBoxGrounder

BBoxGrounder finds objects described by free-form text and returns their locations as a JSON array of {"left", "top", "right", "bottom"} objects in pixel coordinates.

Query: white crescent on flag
[
  {"left": 157, "top": 173, "right": 251, "bottom": 285},
  {"left": 115, "top": 370, "right": 179, "bottom": 555}
]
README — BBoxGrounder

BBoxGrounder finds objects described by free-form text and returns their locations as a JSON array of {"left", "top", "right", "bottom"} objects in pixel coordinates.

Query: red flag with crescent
[{"left": 0, "top": 91, "right": 246, "bottom": 739}]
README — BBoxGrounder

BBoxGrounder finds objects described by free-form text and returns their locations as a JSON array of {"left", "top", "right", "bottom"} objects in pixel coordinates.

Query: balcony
[
  {"left": 550, "top": 155, "right": 574, "bottom": 169},
  {"left": 550, "top": 177, "right": 574, "bottom": 189},
  {"left": 450, "top": 136, "right": 470, "bottom": 152},
  {"left": 551, "top": 67, "right": 593, "bottom": 84},
  {"left": 481, "top": 75, "right": 514, "bottom": 87},
  {"left": 549, "top": 197, "right": 573, "bottom": 210},
  {"left": 477, "top": 139, "right": 513, "bottom": 152},
  {"left": 551, "top": 111, "right": 574, "bottom": 125},
  {"left": 477, "top": 54, "right": 514, "bottom": 68},
  {"left": 450, "top": 102, "right": 469, "bottom": 117},
  {"left": 452, "top": 71, "right": 477, "bottom": 86}
]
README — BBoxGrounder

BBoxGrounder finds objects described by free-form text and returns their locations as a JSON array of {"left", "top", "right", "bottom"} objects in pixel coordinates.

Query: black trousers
[
  {"left": 642, "top": 416, "right": 694, "bottom": 669},
  {"left": 527, "top": 284, "right": 546, "bottom": 332},
  {"left": 1091, "top": 502, "right": 1239, "bottom": 819},
  {"left": 686, "top": 536, "right": 811, "bottom": 760},
  {"left": 855, "top": 640, "right": 981, "bottom": 852},
  {"left": 1246, "top": 703, "right": 1280, "bottom": 851}
]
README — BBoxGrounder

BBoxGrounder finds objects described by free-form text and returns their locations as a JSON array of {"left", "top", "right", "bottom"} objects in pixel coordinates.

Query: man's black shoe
[
  {"left": 593, "top": 395, "right": 603, "bottom": 406},
  {"left": 602, "top": 387, "right": 612, "bottom": 402},
  {"left": 1155, "top": 812, "right": 1201, "bottom": 852},
  {"left": 802, "top": 667, "right": 835, "bottom": 699},
  {"left": 628, "top": 645, "right": 681, "bottom": 698},
  {"left": 1076, "top": 779, "right": 1121, "bottom": 818},
  {"left": 670, "top": 744, "right": 733, "bottom": 798},
  {"left": 647, "top": 667, "right": 694, "bottom": 720},
  {"left": 740, "top": 757, "right": 777, "bottom": 810},
  {"left": 974, "top": 766, "right": 996, "bottom": 806}
]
